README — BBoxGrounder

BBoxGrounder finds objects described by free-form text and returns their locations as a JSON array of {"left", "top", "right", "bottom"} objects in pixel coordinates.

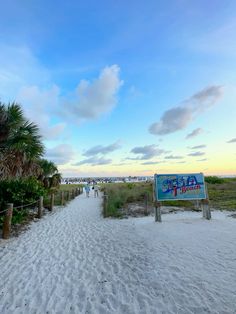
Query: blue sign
[{"left": 154, "top": 173, "right": 207, "bottom": 201}]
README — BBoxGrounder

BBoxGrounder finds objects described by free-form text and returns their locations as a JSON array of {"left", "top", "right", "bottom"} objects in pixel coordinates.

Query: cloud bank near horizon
[
  {"left": 83, "top": 141, "right": 121, "bottom": 157},
  {"left": 186, "top": 128, "right": 204, "bottom": 139},
  {"left": 74, "top": 140, "right": 121, "bottom": 166},
  {"left": 188, "top": 144, "right": 206, "bottom": 149},
  {"left": 188, "top": 151, "right": 205, "bottom": 157},
  {"left": 129, "top": 145, "right": 166, "bottom": 160},
  {"left": 73, "top": 157, "right": 112, "bottom": 166}
]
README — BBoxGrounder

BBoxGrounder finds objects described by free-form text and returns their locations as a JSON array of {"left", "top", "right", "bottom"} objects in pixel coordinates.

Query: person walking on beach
[
  {"left": 84, "top": 184, "right": 90, "bottom": 197},
  {"left": 93, "top": 184, "right": 99, "bottom": 198}
]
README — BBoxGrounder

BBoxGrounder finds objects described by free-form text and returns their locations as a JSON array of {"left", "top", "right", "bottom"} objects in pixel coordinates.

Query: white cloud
[
  {"left": 0, "top": 46, "right": 123, "bottom": 136},
  {"left": 141, "top": 161, "right": 162, "bottom": 165},
  {"left": 149, "top": 86, "right": 223, "bottom": 136},
  {"left": 188, "top": 151, "right": 205, "bottom": 157},
  {"left": 130, "top": 145, "right": 166, "bottom": 160},
  {"left": 113, "top": 162, "right": 131, "bottom": 166},
  {"left": 17, "top": 85, "right": 59, "bottom": 109},
  {"left": 165, "top": 155, "right": 184, "bottom": 160},
  {"left": 149, "top": 107, "right": 192, "bottom": 135},
  {"left": 0, "top": 44, "right": 50, "bottom": 99},
  {"left": 197, "top": 158, "right": 208, "bottom": 162},
  {"left": 46, "top": 123, "right": 66, "bottom": 140},
  {"left": 64, "top": 65, "right": 123, "bottom": 122},
  {"left": 188, "top": 144, "right": 206, "bottom": 149},
  {"left": 0, "top": 44, "right": 66, "bottom": 141},
  {"left": 186, "top": 128, "right": 204, "bottom": 139},
  {"left": 227, "top": 138, "right": 236, "bottom": 143},
  {"left": 15, "top": 65, "right": 123, "bottom": 137},
  {"left": 16, "top": 85, "right": 66, "bottom": 140},
  {"left": 74, "top": 157, "right": 112, "bottom": 166},
  {"left": 185, "top": 85, "right": 224, "bottom": 110},
  {"left": 45, "top": 144, "right": 74, "bottom": 165},
  {"left": 83, "top": 141, "right": 121, "bottom": 156}
]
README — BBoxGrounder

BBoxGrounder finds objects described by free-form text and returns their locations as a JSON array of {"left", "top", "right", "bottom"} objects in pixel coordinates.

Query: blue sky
[{"left": 1, "top": 0, "right": 236, "bottom": 176}]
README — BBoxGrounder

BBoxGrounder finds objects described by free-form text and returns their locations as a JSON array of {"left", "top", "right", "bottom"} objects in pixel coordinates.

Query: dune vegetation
[{"left": 102, "top": 177, "right": 236, "bottom": 218}]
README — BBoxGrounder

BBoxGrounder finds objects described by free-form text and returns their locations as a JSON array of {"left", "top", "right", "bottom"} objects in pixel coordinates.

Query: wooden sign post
[
  {"left": 201, "top": 199, "right": 211, "bottom": 220},
  {"left": 201, "top": 184, "right": 211, "bottom": 219},
  {"left": 153, "top": 182, "right": 162, "bottom": 222},
  {"left": 154, "top": 173, "right": 211, "bottom": 222},
  {"left": 154, "top": 201, "right": 162, "bottom": 222}
]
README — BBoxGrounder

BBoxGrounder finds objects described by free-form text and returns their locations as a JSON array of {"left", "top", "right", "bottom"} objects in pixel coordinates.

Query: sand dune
[{"left": 0, "top": 194, "right": 236, "bottom": 313}]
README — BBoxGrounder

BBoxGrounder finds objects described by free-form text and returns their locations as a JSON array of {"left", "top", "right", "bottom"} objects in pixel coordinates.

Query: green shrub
[
  {"left": 126, "top": 183, "right": 134, "bottom": 189},
  {"left": 11, "top": 208, "right": 29, "bottom": 224},
  {"left": 0, "top": 177, "right": 45, "bottom": 211},
  {"left": 205, "top": 176, "right": 224, "bottom": 184}
]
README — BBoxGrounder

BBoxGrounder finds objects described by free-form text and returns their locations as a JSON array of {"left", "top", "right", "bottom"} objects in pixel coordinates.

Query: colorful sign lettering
[{"left": 154, "top": 173, "right": 207, "bottom": 201}]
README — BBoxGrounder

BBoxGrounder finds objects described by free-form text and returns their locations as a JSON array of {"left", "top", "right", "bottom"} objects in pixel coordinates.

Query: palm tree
[
  {"left": 0, "top": 102, "right": 44, "bottom": 179},
  {"left": 50, "top": 173, "right": 62, "bottom": 188},
  {"left": 38, "top": 159, "right": 61, "bottom": 188},
  {"left": 0, "top": 102, "right": 24, "bottom": 142}
]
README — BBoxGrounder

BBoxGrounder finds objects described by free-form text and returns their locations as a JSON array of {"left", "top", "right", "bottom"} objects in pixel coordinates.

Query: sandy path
[{"left": 0, "top": 194, "right": 236, "bottom": 314}]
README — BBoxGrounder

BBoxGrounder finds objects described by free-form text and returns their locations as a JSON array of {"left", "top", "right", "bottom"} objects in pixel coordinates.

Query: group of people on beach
[{"left": 84, "top": 183, "right": 99, "bottom": 198}]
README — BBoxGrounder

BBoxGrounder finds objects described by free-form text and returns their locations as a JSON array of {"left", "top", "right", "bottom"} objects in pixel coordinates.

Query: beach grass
[
  {"left": 102, "top": 182, "right": 152, "bottom": 218},
  {"left": 207, "top": 178, "right": 236, "bottom": 210},
  {"left": 102, "top": 178, "right": 236, "bottom": 217}
]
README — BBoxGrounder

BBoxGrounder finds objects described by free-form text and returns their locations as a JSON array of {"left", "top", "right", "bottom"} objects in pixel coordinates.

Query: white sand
[{"left": 0, "top": 195, "right": 236, "bottom": 314}]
